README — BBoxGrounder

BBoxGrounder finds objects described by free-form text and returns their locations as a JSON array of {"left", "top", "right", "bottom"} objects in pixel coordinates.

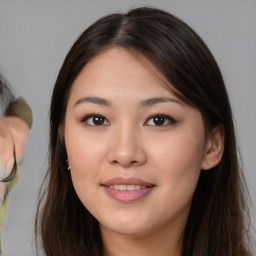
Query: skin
[{"left": 65, "top": 47, "right": 224, "bottom": 256}]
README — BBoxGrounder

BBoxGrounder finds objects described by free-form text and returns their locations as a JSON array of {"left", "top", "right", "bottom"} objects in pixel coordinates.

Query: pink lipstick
[{"left": 102, "top": 177, "right": 155, "bottom": 203}]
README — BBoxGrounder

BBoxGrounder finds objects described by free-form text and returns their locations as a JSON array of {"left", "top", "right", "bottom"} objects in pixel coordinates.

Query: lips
[
  {"left": 102, "top": 177, "right": 154, "bottom": 187},
  {"left": 101, "top": 177, "right": 155, "bottom": 203}
]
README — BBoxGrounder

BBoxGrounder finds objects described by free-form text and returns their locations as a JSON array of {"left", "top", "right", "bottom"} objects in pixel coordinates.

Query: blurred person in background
[{"left": 0, "top": 74, "right": 32, "bottom": 252}]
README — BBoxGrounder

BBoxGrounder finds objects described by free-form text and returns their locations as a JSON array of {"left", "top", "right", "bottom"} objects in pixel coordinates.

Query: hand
[
  {"left": 0, "top": 119, "right": 15, "bottom": 206},
  {"left": 0, "top": 119, "right": 15, "bottom": 181},
  {"left": 0, "top": 116, "right": 29, "bottom": 207}
]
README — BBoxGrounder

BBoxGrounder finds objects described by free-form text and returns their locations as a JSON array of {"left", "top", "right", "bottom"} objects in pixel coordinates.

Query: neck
[{"left": 101, "top": 222, "right": 183, "bottom": 256}]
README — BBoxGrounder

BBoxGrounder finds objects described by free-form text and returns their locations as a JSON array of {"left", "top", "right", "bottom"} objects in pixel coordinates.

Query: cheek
[
  {"left": 64, "top": 125, "right": 102, "bottom": 196},
  {"left": 151, "top": 130, "right": 204, "bottom": 201},
  {"left": 66, "top": 139, "right": 102, "bottom": 184},
  {"left": 66, "top": 141, "right": 101, "bottom": 210},
  {"left": 156, "top": 126, "right": 205, "bottom": 169},
  {"left": 65, "top": 123, "right": 105, "bottom": 169}
]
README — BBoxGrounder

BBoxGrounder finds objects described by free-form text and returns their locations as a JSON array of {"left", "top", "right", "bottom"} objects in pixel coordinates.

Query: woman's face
[{"left": 65, "top": 48, "right": 209, "bottom": 237}]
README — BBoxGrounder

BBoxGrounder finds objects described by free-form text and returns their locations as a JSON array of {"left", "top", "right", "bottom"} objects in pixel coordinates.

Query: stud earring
[
  {"left": 66, "top": 160, "right": 71, "bottom": 170},
  {"left": 207, "top": 162, "right": 210, "bottom": 166}
]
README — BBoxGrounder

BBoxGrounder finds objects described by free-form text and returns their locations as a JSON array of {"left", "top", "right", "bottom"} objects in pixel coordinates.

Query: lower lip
[{"left": 103, "top": 186, "right": 154, "bottom": 203}]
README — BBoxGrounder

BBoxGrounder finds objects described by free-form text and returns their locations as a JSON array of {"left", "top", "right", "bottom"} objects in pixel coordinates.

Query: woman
[{"left": 36, "top": 7, "right": 253, "bottom": 256}]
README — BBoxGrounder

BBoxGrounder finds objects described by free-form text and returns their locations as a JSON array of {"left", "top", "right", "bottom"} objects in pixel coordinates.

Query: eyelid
[
  {"left": 144, "top": 113, "right": 177, "bottom": 126},
  {"left": 80, "top": 113, "right": 110, "bottom": 126}
]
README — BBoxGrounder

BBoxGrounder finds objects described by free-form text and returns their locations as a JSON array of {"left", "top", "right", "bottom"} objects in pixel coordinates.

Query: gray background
[{"left": 0, "top": 0, "right": 255, "bottom": 255}]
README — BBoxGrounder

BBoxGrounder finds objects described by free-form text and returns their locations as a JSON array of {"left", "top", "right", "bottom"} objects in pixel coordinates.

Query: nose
[{"left": 107, "top": 125, "right": 147, "bottom": 168}]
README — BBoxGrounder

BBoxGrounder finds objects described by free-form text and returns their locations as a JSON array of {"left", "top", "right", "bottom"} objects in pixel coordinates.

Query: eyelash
[
  {"left": 80, "top": 114, "right": 110, "bottom": 126},
  {"left": 144, "top": 114, "right": 177, "bottom": 126},
  {"left": 80, "top": 113, "right": 177, "bottom": 127}
]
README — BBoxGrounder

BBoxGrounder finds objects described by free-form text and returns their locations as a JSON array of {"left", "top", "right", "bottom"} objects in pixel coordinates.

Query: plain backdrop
[{"left": 0, "top": 0, "right": 255, "bottom": 255}]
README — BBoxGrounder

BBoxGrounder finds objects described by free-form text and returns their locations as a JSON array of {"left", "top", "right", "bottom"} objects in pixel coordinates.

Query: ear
[{"left": 201, "top": 125, "right": 225, "bottom": 170}]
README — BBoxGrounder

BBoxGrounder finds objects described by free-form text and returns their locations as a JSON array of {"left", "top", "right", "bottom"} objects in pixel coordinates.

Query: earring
[
  {"left": 66, "top": 160, "right": 71, "bottom": 170},
  {"left": 207, "top": 161, "right": 210, "bottom": 166}
]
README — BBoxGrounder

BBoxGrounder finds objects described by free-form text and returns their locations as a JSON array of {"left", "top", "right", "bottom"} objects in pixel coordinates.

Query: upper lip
[{"left": 102, "top": 177, "right": 155, "bottom": 187}]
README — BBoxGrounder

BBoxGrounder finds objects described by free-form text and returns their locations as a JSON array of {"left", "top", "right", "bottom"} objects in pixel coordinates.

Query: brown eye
[
  {"left": 82, "top": 114, "right": 110, "bottom": 126},
  {"left": 92, "top": 116, "right": 105, "bottom": 125},
  {"left": 145, "top": 114, "right": 176, "bottom": 126},
  {"left": 152, "top": 116, "right": 166, "bottom": 125}
]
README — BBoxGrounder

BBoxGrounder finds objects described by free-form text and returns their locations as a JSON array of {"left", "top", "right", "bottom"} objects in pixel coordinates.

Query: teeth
[
  {"left": 127, "top": 185, "right": 135, "bottom": 191},
  {"left": 109, "top": 185, "right": 146, "bottom": 190}
]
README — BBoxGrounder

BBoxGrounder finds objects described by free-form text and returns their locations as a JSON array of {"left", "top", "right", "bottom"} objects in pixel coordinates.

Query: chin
[{"left": 99, "top": 217, "right": 155, "bottom": 237}]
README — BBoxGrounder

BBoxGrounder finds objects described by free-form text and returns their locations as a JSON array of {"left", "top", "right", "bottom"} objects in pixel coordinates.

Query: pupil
[
  {"left": 154, "top": 116, "right": 165, "bottom": 125},
  {"left": 93, "top": 117, "right": 104, "bottom": 125}
]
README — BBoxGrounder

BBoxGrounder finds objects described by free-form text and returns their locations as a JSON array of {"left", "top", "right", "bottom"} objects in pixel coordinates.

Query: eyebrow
[
  {"left": 74, "top": 96, "right": 182, "bottom": 108},
  {"left": 74, "top": 97, "right": 112, "bottom": 108},
  {"left": 139, "top": 97, "right": 182, "bottom": 107}
]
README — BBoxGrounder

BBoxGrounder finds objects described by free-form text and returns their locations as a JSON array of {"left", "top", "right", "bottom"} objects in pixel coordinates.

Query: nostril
[{"left": 111, "top": 159, "right": 138, "bottom": 167}]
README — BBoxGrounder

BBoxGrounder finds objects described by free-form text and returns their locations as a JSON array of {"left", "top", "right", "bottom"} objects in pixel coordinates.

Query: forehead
[{"left": 69, "top": 47, "right": 177, "bottom": 101}]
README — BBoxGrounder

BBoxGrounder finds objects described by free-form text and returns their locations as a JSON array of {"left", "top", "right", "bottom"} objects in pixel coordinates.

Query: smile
[
  {"left": 102, "top": 177, "right": 155, "bottom": 203},
  {"left": 108, "top": 185, "right": 147, "bottom": 190}
]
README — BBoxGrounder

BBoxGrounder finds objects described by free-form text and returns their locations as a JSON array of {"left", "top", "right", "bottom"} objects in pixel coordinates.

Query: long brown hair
[{"left": 35, "top": 7, "right": 253, "bottom": 256}]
